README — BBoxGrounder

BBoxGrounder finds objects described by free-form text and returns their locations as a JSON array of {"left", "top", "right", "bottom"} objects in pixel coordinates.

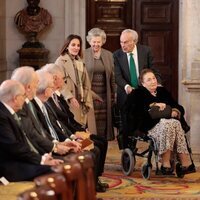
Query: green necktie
[{"left": 129, "top": 53, "right": 138, "bottom": 88}]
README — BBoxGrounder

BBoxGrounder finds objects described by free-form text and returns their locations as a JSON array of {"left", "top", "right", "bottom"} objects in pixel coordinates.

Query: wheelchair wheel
[
  {"left": 121, "top": 148, "right": 135, "bottom": 176},
  {"left": 141, "top": 163, "right": 151, "bottom": 179},
  {"left": 176, "top": 162, "right": 184, "bottom": 178}
]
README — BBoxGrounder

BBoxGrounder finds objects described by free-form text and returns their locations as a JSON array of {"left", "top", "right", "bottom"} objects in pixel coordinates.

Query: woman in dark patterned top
[{"left": 84, "top": 28, "right": 115, "bottom": 140}]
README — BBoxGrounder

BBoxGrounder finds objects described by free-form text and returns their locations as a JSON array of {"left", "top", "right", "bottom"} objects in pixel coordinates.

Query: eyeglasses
[
  {"left": 47, "top": 86, "right": 54, "bottom": 90},
  {"left": 17, "top": 93, "right": 26, "bottom": 98}
]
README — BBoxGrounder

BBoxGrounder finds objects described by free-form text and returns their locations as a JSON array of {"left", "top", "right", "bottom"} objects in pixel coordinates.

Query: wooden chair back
[
  {"left": 17, "top": 185, "right": 57, "bottom": 200},
  {"left": 64, "top": 151, "right": 96, "bottom": 200},
  {"left": 52, "top": 159, "right": 87, "bottom": 200},
  {"left": 34, "top": 173, "right": 69, "bottom": 200}
]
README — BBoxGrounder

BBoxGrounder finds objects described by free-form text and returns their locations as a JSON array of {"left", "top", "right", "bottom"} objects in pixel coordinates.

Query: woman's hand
[
  {"left": 154, "top": 103, "right": 166, "bottom": 111},
  {"left": 70, "top": 97, "right": 79, "bottom": 108},
  {"left": 171, "top": 110, "right": 179, "bottom": 118},
  {"left": 95, "top": 97, "right": 103, "bottom": 103}
]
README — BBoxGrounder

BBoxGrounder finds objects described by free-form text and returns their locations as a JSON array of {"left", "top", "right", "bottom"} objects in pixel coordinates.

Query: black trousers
[
  {"left": 90, "top": 134, "right": 108, "bottom": 176},
  {"left": 0, "top": 161, "right": 52, "bottom": 182}
]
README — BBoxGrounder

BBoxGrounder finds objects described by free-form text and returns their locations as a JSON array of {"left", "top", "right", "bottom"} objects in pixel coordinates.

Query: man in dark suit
[
  {"left": 41, "top": 63, "right": 109, "bottom": 192},
  {"left": 113, "top": 29, "right": 160, "bottom": 108},
  {"left": 11, "top": 66, "right": 74, "bottom": 155},
  {"left": 0, "top": 79, "right": 63, "bottom": 182},
  {"left": 113, "top": 29, "right": 161, "bottom": 148}
]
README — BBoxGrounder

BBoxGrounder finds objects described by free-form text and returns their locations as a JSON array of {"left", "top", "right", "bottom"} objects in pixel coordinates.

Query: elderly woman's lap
[{"left": 148, "top": 118, "right": 188, "bottom": 155}]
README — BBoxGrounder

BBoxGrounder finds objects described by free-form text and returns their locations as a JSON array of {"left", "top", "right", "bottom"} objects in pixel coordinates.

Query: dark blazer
[
  {"left": 31, "top": 99, "right": 68, "bottom": 142},
  {"left": 124, "top": 86, "right": 188, "bottom": 135},
  {"left": 31, "top": 99, "right": 66, "bottom": 141},
  {"left": 47, "top": 95, "right": 85, "bottom": 134},
  {"left": 17, "top": 103, "right": 54, "bottom": 154},
  {"left": 0, "top": 102, "right": 50, "bottom": 181},
  {"left": 49, "top": 93, "right": 108, "bottom": 176},
  {"left": 113, "top": 44, "right": 155, "bottom": 108},
  {"left": 44, "top": 99, "right": 72, "bottom": 138}
]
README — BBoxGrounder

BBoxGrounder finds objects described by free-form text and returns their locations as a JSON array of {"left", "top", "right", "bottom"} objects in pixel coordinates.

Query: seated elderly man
[
  {"left": 0, "top": 79, "right": 63, "bottom": 182},
  {"left": 32, "top": 68, "right": 107, "bottom": 192},
  {"left": 11, "top": 66, "right": 78, "bottom": 156},
  {"left": 41, "top": 63, "right": 109, "bottom": 191}
]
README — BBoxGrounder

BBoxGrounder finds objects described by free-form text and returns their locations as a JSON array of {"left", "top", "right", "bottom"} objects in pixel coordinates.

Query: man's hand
[
  {"left": 42, "top": 153, "right": 64, "bottom": 166},
  {"left": 63, "top": 140, "right": 82, "bottom": 152},
  {"left": 125, "top": 85, "right": 134, "bottom": 94},
  {"left": 55, "top": 143, "right": 71, "bottom": 155}
]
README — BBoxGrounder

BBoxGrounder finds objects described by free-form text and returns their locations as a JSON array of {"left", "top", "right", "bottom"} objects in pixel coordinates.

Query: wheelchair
[{"left": 120, "top": 132, "right": 196, "bottom": 180}]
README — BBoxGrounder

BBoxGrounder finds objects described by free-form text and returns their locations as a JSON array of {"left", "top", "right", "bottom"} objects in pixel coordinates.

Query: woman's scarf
[{"left": 71, "top": 56, "right": 93, "bottom": 114}]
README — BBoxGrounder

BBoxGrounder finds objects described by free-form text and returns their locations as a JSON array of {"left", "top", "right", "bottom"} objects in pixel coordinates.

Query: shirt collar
[
  {"left": 54, "top": 90, "right": 61, "bottom": 97},
  {"left": 25, "top": 98, "right": 30, "bottom": 104},
  {"left": 2, "top": 102, "right": 15, "bottom": 115},
  {"left": 34, "top": 96, "right": 44, "bottom": 111}
]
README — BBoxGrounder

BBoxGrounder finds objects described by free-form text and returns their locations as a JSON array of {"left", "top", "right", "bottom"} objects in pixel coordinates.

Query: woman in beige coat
[
  {"left": 55, "top": 34, "right": 96, "bottom": 132},
  {"left": 84, "top": 28, "right": 115, "bottom": 140}
]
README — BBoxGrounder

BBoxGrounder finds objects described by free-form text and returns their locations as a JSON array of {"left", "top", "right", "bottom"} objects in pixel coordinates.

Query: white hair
[
  {"left": 121, "top": 29, "right": 138, "bottom": 43},
  {"left": 86, "top": 27, "right": 107, "bottom": 45},
  {"left": 41, "top": 63, "right": 64, "bottom": 77},
  {"left": 36, "top": 70, "right": 53, "bottom": 95},
  {"left": 0, "top": 80, "right": 24, "bottom": 102},
  {"left": 11, "top": 66, "right": 35, "bottom": 85}
]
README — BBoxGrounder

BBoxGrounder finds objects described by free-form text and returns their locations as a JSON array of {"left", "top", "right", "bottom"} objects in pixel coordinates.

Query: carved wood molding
[{"left": 182, "top": 79, "right": 200, "bottom": 92}]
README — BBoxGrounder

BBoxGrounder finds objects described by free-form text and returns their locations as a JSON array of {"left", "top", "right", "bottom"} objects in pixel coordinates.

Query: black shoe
[
  {"left": 181, "top": 163, "right": 196, "bottom": 174},
  {"left": 96, "top": 182, "right": 106, "bottom": 193},
  {"left": 98, "top": 178, "right": 109, "bottom": 188},
  {"left": 160, "top": 166, "right": 174, "bottom": 175}
]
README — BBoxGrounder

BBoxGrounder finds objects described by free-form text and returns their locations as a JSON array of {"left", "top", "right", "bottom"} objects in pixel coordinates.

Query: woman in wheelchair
[{"left": 124, "top": 68, "right": 195, "bottom": 176}]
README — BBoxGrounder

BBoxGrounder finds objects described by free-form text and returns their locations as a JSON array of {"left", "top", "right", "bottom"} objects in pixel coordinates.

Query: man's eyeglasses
[{"left": 17, "top": 93, "right": 26, "bottom": 98}]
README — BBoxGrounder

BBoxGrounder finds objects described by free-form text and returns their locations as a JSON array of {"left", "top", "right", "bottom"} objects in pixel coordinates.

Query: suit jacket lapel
[
  {"left": 0, "top": 102, "right": 25, "bottom": 142},
  {"left": 31, "top": 99, "right": 49, "bottom": 132},
  {"left": 137, "top": 44, "right": 146, "bottom": 71},
  {"left": 120, "top": 51, "right": 131, "bottom": 82}
]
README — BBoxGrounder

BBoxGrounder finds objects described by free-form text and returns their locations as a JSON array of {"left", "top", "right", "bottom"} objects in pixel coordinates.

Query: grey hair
[
  {"left": 41, "top": 63, "right": 64, "bottom": 77},
  {"left": 0, "top": 80, "right": 24, "bottom": 102},
  {"left": 11, "top": 66, "right": 35, "bottom": 85},
  {"left": 36, "top": 69, "right": 53, "bottom": 95},
  {"left": 121, "top": 29, "right": 138, "bottom": 44},
  {"left": 86, "top": 27, "right": 107, "bottom": 45}
]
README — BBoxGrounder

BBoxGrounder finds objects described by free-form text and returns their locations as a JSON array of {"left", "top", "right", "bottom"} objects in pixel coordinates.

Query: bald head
[{"left": 0, "top": 80, "right": 25, "bottom": 111}]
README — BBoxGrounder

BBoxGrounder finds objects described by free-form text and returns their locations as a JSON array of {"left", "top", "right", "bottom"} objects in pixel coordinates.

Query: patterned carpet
[
  {"left": 97, "top": 140, "right": 200, "bottom": 200},
  {"left": 98, "top": 170, "right": 200, "bottom": 200},
  {"left": 0, "top": 140, "right": 199, "bottom": 200}
]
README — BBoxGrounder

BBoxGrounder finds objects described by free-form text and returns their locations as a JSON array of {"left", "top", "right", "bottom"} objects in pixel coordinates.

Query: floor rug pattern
[
  {"left": 97, "top": 140, "right": 200, "bottom": 200},
  {"left": 98, "top": 170, "right": 200, "bottom": 199}
]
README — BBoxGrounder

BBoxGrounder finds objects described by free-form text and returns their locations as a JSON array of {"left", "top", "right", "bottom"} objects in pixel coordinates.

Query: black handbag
[{"left": 148, "top": 105, "right": 172, "bottom": 119}]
